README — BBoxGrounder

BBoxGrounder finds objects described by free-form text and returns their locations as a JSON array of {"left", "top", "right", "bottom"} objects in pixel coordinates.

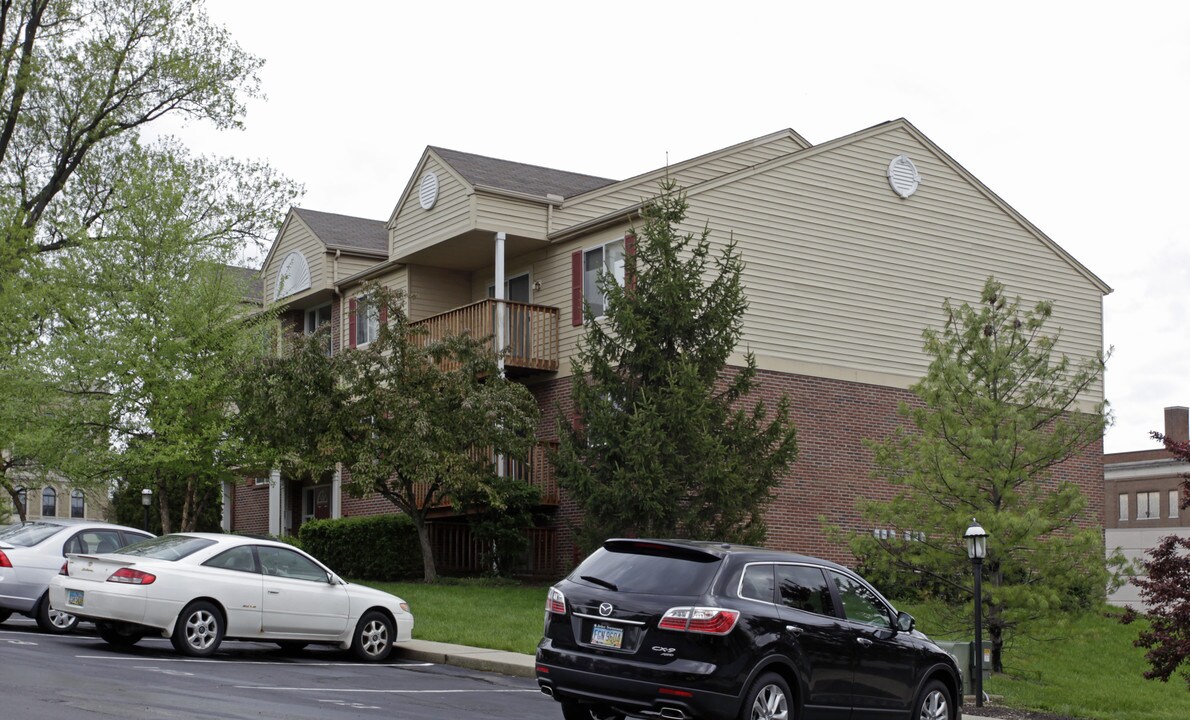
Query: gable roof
[
  {"left": 429, "top": 147, "right": 618, "bottom": 199},
  {"left": 292, "top": 207, "right": 388, "bottom": 254},
  {"left": 220, "top": 264, "right": 263, "bottom": 304}
]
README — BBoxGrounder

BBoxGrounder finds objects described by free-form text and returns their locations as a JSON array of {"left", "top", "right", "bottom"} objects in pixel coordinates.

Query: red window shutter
[
  {"left": 571, "top": 250, "right": 583, "bottom": 326},
  {"left": 349, "top": 298, "right": 358, "bottom": 348}
]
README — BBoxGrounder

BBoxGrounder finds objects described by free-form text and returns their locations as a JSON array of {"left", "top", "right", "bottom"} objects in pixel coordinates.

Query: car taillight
[
  {"left": 658, "top": 607, "right": 739, "bottom": 635},
  {"left": 546, "top": 587, "right": 566, "bottom": 615},
  {"left": 0, "top": 550, "right": 11, "bottom": 568},
  {"left": 107, "top": 567, "right": 156, "bottom": 585},
  {"left": 59, "top": 561, "right": 69, "bottom": 576}
]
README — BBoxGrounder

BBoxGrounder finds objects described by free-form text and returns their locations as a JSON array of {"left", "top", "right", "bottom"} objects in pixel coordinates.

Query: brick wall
[{"left": 234, "top": 479, "right": 270, "bottom": 535}]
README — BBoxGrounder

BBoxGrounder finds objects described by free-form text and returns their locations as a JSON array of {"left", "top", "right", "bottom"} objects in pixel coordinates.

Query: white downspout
[{"left": 494, "top": 232, "right": 507, "bottom": 490}]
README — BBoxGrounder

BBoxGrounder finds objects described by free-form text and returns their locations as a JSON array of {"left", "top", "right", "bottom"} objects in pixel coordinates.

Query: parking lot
[{"left": 0, "top": 616, "right": 557, "bottom": 720}]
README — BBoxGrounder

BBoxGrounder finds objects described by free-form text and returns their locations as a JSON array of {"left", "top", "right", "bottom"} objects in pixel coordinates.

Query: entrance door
[{"left": 489, "top": 273, "right": 531, "bottom": 361}]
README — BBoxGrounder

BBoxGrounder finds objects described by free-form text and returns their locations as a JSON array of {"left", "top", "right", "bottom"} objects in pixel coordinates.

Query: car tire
[
  {"left": 560, "top": 701, "right": 626, "bottom": 720},
  {"left": 350, "top": 610, "right": 394, "bottom": 662},
  {"left": 739, "top": 672, "right": 791, "bottom": 720},
  {"left": 96, "top": 622, "right": 145, "bottom": 647},
  {"left": 913, "top": 679, "right": 952, "bottom": 720},
  {"left": 171, "top": 600, "right": 224, "bottom": 658},
  {"left": 35, "top": 593, "right": 80, "bottom": 633},
  {"left": 0, "top": 609, "right": 12, "bottom": 624}
]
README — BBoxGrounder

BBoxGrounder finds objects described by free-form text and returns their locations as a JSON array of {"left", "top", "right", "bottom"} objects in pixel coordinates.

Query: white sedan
[{"left": 48, "top": 533, "right": 413, "bottom": 662}]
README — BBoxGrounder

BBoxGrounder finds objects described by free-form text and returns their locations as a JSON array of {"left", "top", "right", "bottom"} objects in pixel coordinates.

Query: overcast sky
[{"left": 162, "top": 0, "right": 1190, "bottom": 454}]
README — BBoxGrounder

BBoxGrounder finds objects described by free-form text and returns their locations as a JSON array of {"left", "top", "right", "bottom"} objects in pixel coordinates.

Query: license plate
[
  {"left": 590, "top": 624, "right": 623, "bottom": 649},
  {"left": 66, "top": 589, "right": 84, "bottom": 607}
]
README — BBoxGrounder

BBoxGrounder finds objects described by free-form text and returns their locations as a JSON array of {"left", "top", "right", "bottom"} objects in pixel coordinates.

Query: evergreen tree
[
  {"left": 853, "top": 277, "right": 1111, "bottom": 672},
  {"left": 555, "top": 179, "right": 798, "bottom": 550}
]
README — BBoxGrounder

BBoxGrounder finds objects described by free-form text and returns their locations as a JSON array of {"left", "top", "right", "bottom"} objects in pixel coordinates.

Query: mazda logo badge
[{"left": 599, "top": 603, "right": 613, "bottom": 617}]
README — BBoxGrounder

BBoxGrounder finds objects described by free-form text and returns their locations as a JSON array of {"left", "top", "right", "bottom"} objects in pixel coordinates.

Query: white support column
[
  {"left": 220, "top": 481, "right": 232, "bottom": 532},
  {"left": 268, "top": 468, "right": 281, "bottom": 536},
  {"left": 495, "top": 232, "right": 506, "bottom": 376}
]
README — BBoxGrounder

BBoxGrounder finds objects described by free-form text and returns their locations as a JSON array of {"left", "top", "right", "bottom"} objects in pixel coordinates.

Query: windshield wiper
[{"left": 580, "top": 575, "right": 618, "bottom": 591}]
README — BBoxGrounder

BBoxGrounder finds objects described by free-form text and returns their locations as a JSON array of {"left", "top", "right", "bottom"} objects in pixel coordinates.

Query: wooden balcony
[
  {"left": 412, "top": 443, "right": 559, "bottom": 510},
  {"left": 411, "top": 299, "right": 559, "bottom": 374}
]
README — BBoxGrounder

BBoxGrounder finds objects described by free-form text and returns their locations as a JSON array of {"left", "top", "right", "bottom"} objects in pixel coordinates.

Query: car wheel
[
  {"left": 739, "top": 672, "right": 791, "bottom": 720},
  {"left": 914, "top": 679, "right": 951, "bottom": 720},
  {"left": 35, "top": 593, "right": 80, "bottom": 633},
  {"left": 171, "top": 600, "right": 224, "bottom": 658},
  {"left": 351, "top": 610, "right": 394, "bottom": 662},
  {"left": 560, "top": 701, "right": 626, "bottom": 720},
  {"left": 96, "top": 622, "right": 145, "bottom": 647},
  {"left": 0, "top": 609, "right": 12, "bottom": 624}
]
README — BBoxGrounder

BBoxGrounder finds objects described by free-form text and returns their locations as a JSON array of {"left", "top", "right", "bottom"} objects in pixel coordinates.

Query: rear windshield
[
  {"left": 0, "top": 522, "right": 63, "bottom": 547},
  {"left": 116, "top": 535, "right": 217, "bottom": 561},
  {"left": 570, "top": 542, "right": 722, "bottom": 595}
]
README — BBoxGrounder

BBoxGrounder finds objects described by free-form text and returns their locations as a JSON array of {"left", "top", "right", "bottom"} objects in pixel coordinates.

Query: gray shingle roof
[
  {"left": 221, "top": 264, "right": 263, "bottom": 303},
  {"left": 293, "top": 207, "right": 388, "bottom": 254},
  {"left": 430, "top": 147, "right": 617, "bottom": 199}
]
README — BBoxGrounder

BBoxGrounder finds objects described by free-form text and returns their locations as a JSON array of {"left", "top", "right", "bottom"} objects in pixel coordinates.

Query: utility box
[{"left": 935, "top": 640, "right": 989, "bottom": 697}]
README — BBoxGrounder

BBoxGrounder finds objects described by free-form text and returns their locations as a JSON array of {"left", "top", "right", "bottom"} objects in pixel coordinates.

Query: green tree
[
  {"left": 554, "top": 179, "right": 798, "bottom": 550},
  {"left": 852, "top": 277, "right": 1111, "bottom": 672},
  {"left": 39, "top": 140, "right": 296, "bottom": 532},
  {"left": 0, "top": 0, "right": 263, "bottom": 516},
  {"left": 235, "top": 285, "right": 541, "bottom": 582}
]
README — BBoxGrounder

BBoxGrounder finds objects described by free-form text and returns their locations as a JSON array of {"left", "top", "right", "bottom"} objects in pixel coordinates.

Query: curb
[{"left": 395, "top": 639, "right": 537, "bottom": 678}]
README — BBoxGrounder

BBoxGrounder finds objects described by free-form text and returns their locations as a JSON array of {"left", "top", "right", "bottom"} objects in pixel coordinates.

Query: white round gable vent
[
  {"left": 275, "top": 251, "right": 311, "bottom": 300},
  {"left": 887, "top": 155, "right": 922, "bottom": 198},
  {"left": 419, "top": 171, "right": 439, "bottom": 210}
]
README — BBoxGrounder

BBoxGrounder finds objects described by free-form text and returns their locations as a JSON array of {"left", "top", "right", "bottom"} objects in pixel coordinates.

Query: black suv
[{"left": 536, "top": 539, "right": 962, "bottom": 720}]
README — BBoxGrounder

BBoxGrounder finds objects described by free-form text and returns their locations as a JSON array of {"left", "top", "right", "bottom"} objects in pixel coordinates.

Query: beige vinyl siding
[
  {"left": 330, "top": 254, "right": 383, "bottom": 286},
  {"left": 474, "top": 194, "right": 549, "bottom": 239},
  {"left": 339, "top": 267, "right": 407, "bottom": 349},
  {"left": 263, "top": 217, "right": 327, "bottom": 304},
  {"left": 681, "top": 125, "right": 1104, "bottom": 398},
  {"left": 391, "top": 156, "right": 473, "bottom": 261},
  {"left": 470, "top": 257, "right": 542, "bottom": 301},
  {"left": 407, "top": 265, "right": 471, "bottom": 321},
  {"left": 553, "top": 135, "right": 805, "bottom": 229}
]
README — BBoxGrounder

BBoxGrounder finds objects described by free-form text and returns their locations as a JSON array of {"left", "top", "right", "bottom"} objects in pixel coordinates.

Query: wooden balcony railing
[
  {"left": 411, "top": 443, "right": 559, "bottom": 509},
  {"left": 410, "top": 299, "right": 559, "bottom": 373},
  {"left": 431, "top": 522, "right": 557, "bottom": 578}
]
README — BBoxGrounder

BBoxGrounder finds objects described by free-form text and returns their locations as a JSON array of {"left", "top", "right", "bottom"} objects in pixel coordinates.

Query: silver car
[{"left": 0, "top": 519, "right": 153, "bottom": 632}]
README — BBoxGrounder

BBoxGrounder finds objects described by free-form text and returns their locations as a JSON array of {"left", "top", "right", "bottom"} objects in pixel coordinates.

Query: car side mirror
[{"left": 896, "top": 611, "right": 915, "bottom": 633}]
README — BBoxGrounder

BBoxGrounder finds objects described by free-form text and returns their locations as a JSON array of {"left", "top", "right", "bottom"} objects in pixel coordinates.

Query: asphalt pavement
[{"left": 396, "top": 639, "right": 1016, "bottom": 719}]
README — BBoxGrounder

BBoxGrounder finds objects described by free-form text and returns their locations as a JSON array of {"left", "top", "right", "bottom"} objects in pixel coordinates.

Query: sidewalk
[{"left": 394, "top": 640, "right": 1016, "bottom": 719}]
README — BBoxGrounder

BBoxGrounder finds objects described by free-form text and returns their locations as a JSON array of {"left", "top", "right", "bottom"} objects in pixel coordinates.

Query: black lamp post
[
  {"left": 964, "top": 518, "right": 989, "bottom": 707},
  {"left": 141, "top": 488, "right": 153, "bottom": 531}
]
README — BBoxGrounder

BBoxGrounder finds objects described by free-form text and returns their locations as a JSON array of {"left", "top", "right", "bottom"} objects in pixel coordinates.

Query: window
[
  {"left": 828, "top": 570, "right": 891, "bottom": 629},
  {"left": 1171, "top": 489, "right": 1181, "bottom": 519},
  {"left": 306, "top": 304, "right": 332, "bottom": 355},
  {"left": 1118, "top": 493, "right": 1129, "bottom": 521},
  {"left": 1137, "top": 491, "right": 1160, "bottom": 520},
  {"left": 65, "top": 530, "right": 122, "bottom": 555},
  {"left": 205, "top": 546, "right": 259, "bottom": 573},
  {"left": 70, "top": 490, "right": 85, "bottom": 518},
  {"left": 582, "top": 239, "right": 625, "bottom": 318},
  {"left": 41, "top": 487, "right": 56, "bottom": 517},
  {"left": 739, "top": 564, "right": 775, "bottom": 603},
  {"left": 258, "top": 546, "right": 329, "bottom": 583},
  {"left": 777, "top": 565, "right": 833, "bottom": 616},
  {"left": 353, "top": 295, "right": 379, "bottom": 346}
]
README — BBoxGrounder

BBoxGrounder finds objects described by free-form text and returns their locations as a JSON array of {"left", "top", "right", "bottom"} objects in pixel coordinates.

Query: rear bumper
[
  {"left": 536, "top": 642, "right": 738, "bottom": 720},
  {"left": 48, "top": 580, "right": 155, "bottom": 628}
]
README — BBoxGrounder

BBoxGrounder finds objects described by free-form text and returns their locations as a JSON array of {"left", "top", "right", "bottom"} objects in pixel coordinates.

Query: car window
[
  {"left": 64, "top": 530, "right": 123, "bottom": 555},
  {"left": 119, "top": 534, "right": 217, "bottom": 561},
  {"left": 739, "top": 564, "right": 775, "bottom": 603},
  {"left": 828, "top": 570, "right": 891, "bottom": 628},
  {"left": 777, "top": 565, "right": 834, "bottom": 616},
  {"left": 0, "top": 522, "right": 62, "bottom": 547},
  {"left": 204, "top": 546, "right": 259, "bottom": 574},
  {"left": 257, "top": 546, "right": 329, "bottom": 583},
  {"left": 570, "top": 543, "right": 722, "bottom": 595}
]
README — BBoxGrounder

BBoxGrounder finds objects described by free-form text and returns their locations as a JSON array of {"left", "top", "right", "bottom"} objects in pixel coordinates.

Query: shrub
[{"left": 298, "top": 514, "right": 423, "bottom": 581}]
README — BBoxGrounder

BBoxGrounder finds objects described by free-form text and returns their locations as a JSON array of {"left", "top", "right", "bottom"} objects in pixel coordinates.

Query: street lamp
[
  {"left": 965, "top": 518, "right": 989, "bottom": 708},
  {"left": 141, "top": 488, "right": 153, "bottom": 531}
]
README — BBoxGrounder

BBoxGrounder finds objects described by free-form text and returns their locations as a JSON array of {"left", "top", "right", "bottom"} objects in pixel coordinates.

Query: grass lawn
[{"left": 365, "top": 579, "right": 1190, "bottom": 719}]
